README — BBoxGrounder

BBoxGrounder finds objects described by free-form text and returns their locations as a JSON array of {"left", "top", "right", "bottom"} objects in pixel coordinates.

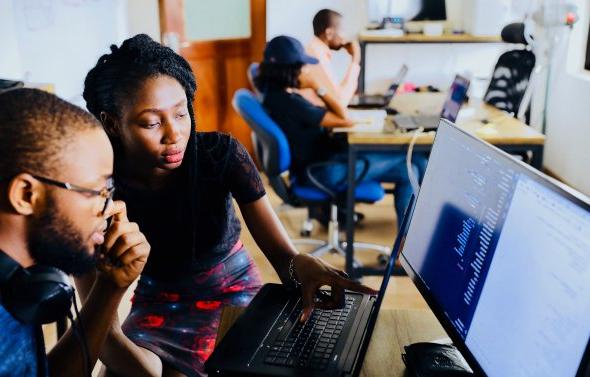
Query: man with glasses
[{"left": 0, "top": 88, "right": 151, "bottom": 377}]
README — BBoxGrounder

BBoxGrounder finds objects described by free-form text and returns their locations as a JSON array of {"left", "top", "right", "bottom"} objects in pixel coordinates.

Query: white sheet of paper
[{"left": 333, "top": 109, "right": 387, "bottom": 133}]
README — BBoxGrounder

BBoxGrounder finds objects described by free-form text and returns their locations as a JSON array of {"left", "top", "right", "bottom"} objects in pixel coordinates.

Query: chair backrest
[
  {"left": 484, "top": 22, "right": 536, "bottom": 117},
  {"left": 484, "top": 50, "right": 535, "bottom": 116},
  {"left": 233, "top": 89, "right": 290, "bottom": 175},
  {"left": 247, "top": 63, "right": 262, "bottom": 98},
  {"left": 500, "top": 22, "right": 530, "bottom": 45},
  {"left": 233, "top": 88, "right": 295, "bottom": 204}
]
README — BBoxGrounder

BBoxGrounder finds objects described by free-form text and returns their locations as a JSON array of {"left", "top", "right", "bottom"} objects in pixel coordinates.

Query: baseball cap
[{"left": 263, "top": 36, "right": 319, "bottom": 65}]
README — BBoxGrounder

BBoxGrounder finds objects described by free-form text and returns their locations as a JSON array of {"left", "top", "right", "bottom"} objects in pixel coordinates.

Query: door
[{"left": 159, "top": 0, "right": 266, "bottom": 152}]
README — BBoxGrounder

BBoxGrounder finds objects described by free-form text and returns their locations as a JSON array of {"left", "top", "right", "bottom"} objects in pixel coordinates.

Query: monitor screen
[
  {"left": 440, "top": 75, "right": 470, "bottom": 122},
  {"left": 412, "top": 0, "right": 446, "bottom": 21},
  {"left": 368, "top": 0, "right": 446, "bottom": 22},
  {"left": 400, "top": 121, "right": 590, "bottom": 377}
]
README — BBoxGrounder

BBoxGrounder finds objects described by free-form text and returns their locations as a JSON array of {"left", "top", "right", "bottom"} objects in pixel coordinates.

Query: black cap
[{"left": 263, "top": 36, "right": 319, "bottom": 65}]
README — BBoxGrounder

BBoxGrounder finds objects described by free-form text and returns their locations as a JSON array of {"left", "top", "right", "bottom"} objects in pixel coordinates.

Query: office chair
[
  {"left": 484, "top": 22, "right": 536, "bottom": 119},
  {"left": 233, "top": 89, "right": 390, "bottom": 265},
  {"left": 247, "top": 62, "right": 262, "bottom": 99}
]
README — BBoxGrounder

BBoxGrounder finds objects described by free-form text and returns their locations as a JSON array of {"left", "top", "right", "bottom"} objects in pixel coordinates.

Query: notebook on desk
[{"left": 333, "top": 109, "right": 387, "bottom": 133}]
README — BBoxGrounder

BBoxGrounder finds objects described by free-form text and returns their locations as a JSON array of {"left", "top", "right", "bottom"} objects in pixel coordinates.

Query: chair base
[{"left": 295, "top": 204, "right": 391, "bottom": 268}]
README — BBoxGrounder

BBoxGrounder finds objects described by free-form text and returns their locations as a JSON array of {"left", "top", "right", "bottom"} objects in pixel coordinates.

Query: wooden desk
[
  {"left": 349, "top": 92, "right": 545, "bottom": 149},
  {"left": 343, "top": 93, "right": 545, "bottom": 277},
  {"left": 216, "top": 307, "right": 448, "bottom": 377},
  {"left": 357, "top": 32, "right": 502, "bottom": 94}
]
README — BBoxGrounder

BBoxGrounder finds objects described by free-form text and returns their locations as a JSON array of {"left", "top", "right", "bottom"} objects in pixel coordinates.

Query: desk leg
[
  {"left": 346, "top": 146, "right": 358, "bottom": 278},
  {"left": 57, "top": 316, "right": 68, "bottom": 339},
  {"left": 531, "top": 145, "right": 544, "bottom": 170},
  {"left": 359, "top": 41, "right": 366, "bottom": 96}
]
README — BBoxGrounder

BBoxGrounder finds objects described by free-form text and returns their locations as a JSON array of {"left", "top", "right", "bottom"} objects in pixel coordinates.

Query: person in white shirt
[{"left": 304, "top": 9, "right": 361, "bottom": 106}]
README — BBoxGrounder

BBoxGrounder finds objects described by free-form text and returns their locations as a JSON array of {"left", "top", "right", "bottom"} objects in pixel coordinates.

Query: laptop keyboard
[{"left": 263, "top": 296, "right": 354, "bottom": 370}]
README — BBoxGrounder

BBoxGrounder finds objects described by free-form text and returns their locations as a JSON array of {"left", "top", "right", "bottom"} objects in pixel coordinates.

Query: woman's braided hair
[{"left": 83, "top": 34, "right": 199, "bottom": 255}]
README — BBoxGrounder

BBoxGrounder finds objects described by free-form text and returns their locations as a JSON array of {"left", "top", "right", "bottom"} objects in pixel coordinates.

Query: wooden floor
[{"left": 43, "top": 180, "right": 428, "bottom": 364}]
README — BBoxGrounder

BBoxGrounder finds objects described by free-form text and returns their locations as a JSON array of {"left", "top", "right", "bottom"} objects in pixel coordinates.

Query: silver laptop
[{"left": 393, "top": 74, "right": 470, "bottom": 130}]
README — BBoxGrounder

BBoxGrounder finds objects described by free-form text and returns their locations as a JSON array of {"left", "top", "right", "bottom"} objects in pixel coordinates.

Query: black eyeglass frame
[{"left": 31, "top": 174, "right": 115, "bottom": 216}]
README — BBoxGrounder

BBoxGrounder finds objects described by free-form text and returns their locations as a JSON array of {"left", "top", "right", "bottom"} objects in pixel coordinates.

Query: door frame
[{"left": 158, "top": 0, "right": 266, "bottom": 148}]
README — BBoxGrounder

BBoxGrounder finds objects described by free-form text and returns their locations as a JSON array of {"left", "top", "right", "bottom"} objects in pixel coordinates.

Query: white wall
[
  {"left": 543, "top": 0, "right": 590, "bottom": 195},
  {"left": 127, "top": 0, "right": 160, "bottom": 41},
  {"left": 0, "top": 0, "right": 160, "bottom": 105},
  {"left": 0, "top": 0, "right": 22, "bottom": 79}
]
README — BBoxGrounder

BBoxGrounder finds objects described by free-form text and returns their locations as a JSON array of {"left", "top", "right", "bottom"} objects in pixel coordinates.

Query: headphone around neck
[{"left": 0, "top": 249, "right": 74, "bottom": 324}]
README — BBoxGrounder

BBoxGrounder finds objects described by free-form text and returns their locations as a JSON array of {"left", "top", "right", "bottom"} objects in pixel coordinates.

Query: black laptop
[
  {"left": 349, "top": 64, "right": 408, "bottom": 109},
  {"left": 205, "top": 200, "right": 414, "bottom": 376}
]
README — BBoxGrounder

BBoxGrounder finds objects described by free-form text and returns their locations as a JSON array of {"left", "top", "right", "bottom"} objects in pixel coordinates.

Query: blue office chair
[
  {"left": 233, "top": 88, "right": 390, "bottom": 262},
  {"left": 247, "top": 62, "right": 262, "bottom": 99}
]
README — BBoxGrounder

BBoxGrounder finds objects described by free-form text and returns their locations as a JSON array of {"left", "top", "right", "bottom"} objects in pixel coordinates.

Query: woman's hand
[{"left": 292, "top": 254, "right": 378, "bottom": 322}]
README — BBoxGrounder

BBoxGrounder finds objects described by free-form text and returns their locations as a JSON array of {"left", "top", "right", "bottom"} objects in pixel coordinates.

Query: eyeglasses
[{"left": 32, "top": 175, "right": 115, "bottom": 216}]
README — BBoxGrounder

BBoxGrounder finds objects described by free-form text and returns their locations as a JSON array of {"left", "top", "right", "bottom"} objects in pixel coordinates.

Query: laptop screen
[
  {"left": 384, "top": 64, "right": 409, "bottom": 99},
  {"left": 440, "top": 75, "right": 470, "bottom": 122},
  {"left": 400, "top": 121, "right": 590, "bottom": 376}
]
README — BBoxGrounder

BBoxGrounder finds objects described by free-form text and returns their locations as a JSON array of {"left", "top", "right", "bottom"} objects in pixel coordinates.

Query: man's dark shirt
[{"left": 263, "top": 88, "right": 336, "bottom": 179}]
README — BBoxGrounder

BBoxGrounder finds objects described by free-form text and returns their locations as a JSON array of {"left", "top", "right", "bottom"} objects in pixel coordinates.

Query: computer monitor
[
  {"left": 412, "top": 0, "right": 446, "bottom": 21},
  {"left": 400, "top": 120, "right": 590, "bottom": 377},
  {"left": 368, "top": 0, "right": 446, "bottom": 22},
  {"left": 440, "top": 75, "right": 470, "bottom": 122}
]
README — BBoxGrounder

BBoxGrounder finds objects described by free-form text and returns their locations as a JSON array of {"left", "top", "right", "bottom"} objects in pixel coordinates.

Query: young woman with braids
[{"left": 76, "top": 34, "right": 376, "bottom": 377}]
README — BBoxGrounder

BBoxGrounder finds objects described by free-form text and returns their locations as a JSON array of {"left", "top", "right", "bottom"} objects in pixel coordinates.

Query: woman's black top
[{"left": 115, "top": 132, "right": 266, "bottom": 281}]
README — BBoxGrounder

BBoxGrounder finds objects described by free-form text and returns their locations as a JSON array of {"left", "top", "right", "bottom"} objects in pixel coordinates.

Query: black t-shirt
[
  {"left": 262, "top": 88, "right": 333, "bottom": 178},
  {"left": 115, "top": 132, "right": 266, "bottom": 281}
]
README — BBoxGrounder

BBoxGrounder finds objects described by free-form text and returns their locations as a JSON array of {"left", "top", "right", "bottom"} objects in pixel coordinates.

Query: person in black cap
[{"left": 256, "top": 35, "right": 427, "bottom": 227}]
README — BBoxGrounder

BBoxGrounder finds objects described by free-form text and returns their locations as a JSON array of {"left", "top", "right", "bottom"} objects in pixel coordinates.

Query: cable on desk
[{"left": 406, "top": 127, "right": 424, "bottom": 196}]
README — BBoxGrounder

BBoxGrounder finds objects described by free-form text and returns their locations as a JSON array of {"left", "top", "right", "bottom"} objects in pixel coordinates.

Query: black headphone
[{"left": 0, "top": 249, "right": 74, "bottom": 324}]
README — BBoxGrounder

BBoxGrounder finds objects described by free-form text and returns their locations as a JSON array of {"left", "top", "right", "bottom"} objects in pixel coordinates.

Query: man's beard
[{"left": 28, "top": 195, "right": 97, "bottom": 276}]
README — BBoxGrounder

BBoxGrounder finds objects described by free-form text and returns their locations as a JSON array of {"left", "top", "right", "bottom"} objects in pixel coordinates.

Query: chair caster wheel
[
  {"left": 300, "top": 230, "right": 311, "bottom": 237},
  {"left": 377, "top": 254, "right": 389, "bottom": 266}
]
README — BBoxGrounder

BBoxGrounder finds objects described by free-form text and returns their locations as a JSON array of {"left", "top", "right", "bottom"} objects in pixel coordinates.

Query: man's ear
[
  {"left": 324, "top": 27, "right": 335, "bottom": 41},
  {"left": 7, "top": 173, "right": 43, "bottom": 216},
  {"left": 100, "top": 111, "right": 120, "bottom": 138}
]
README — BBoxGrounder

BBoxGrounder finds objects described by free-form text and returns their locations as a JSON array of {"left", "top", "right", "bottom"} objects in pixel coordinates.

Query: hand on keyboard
[{"left": 291, "top": 254, "right": 378, "bottom": 322}]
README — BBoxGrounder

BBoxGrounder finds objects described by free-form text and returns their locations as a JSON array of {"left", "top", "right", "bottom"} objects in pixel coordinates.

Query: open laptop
[
  {"left": 349, "top": 64, "right": 408, "bottom": 109},
  {"left": 393, "top": 74, "right": 470, "bottom": 131},
  {"left": 399, "top": 120, "right": 590, "bottom": 376},
  {"left": 205, "top": 197, "right": 415, "bottom": 377}
]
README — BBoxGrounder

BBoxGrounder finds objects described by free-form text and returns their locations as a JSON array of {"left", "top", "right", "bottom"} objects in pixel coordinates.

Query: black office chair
[
  {"left": 484, "top": 23, "right": 536, "bottom": 119},
  {"left": 233, "top": 89, "right": 390, "bottom": 264}
]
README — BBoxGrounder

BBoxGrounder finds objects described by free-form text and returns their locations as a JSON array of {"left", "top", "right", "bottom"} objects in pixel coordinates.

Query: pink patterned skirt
[{"left": 122, "top": 242, "right": 262, "bottom": 376}]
